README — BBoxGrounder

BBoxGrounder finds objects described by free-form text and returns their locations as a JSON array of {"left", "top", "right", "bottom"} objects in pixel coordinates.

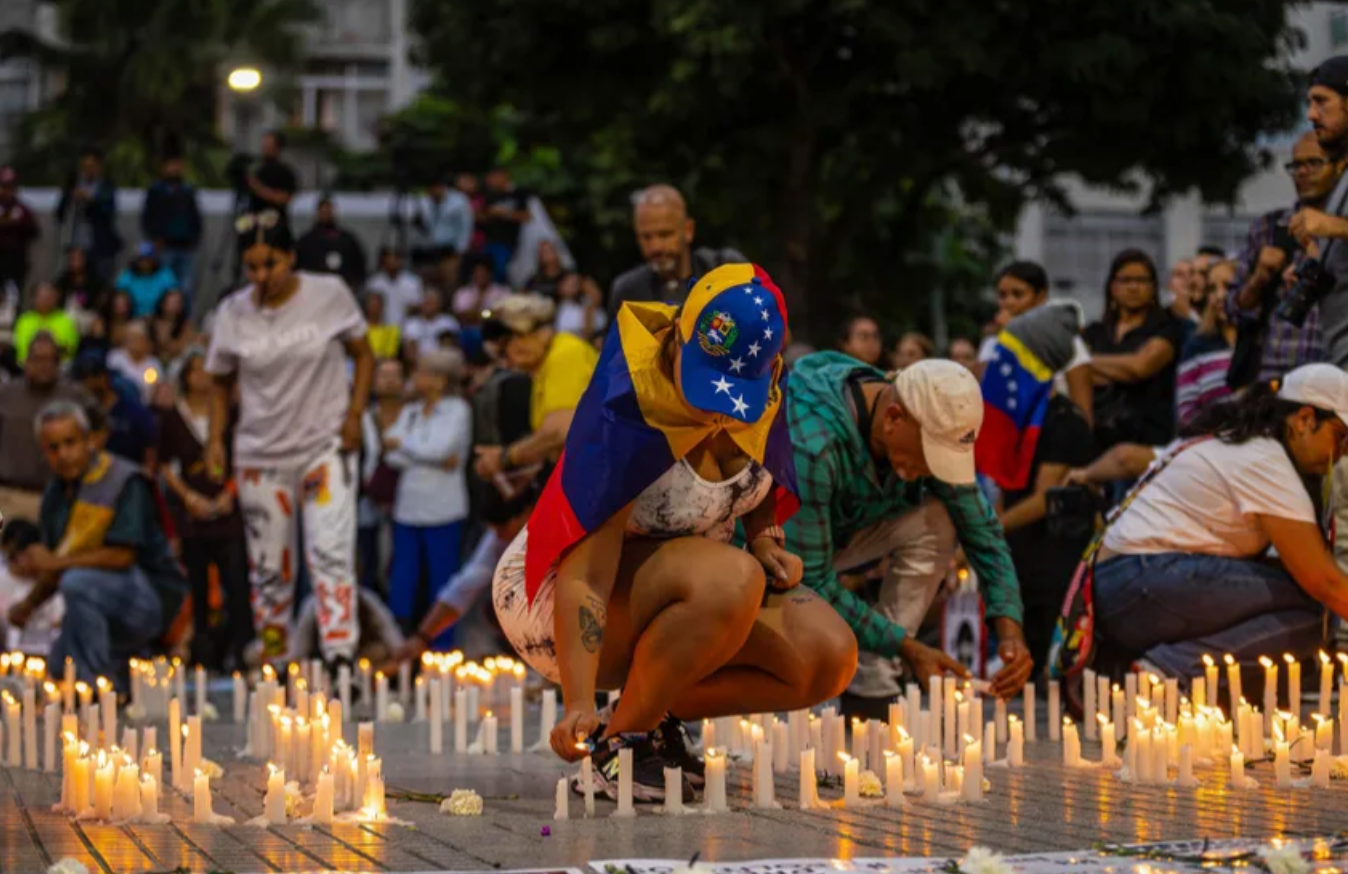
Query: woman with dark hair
[
  {"left": 979, "top": 260, "right": 1094, "bottom": 424},
  {"left": 158, "top": 350, "right": 251, "bottom": 669},
  {"left": 892, "top": 331, "right": 935, "bottom": 368},
  {"left": 149, "top": 289, "right": 197, "bottom": 363},
  {"left": 1090, "top": 364, "right": 1348, "bottom": 679},
  {"left": 55, "top": 246, "right": 111, "bottom": 325},
  {"left": 1083, "top": 249, "right": 1186, "bottom": 451},
  {"left": 203, "top": 211, "right": 375, "bottom": 667}
]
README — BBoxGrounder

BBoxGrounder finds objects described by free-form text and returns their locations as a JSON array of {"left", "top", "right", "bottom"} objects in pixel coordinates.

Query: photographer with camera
[
  {"left": 1079, "top": 364, "right": 1348, "bottom": 680},
  {"left": 1225, "top": 133, "right": 1334, "bottom": 388}
]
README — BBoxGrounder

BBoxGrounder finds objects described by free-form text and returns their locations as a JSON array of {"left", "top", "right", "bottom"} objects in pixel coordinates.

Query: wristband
[
  {"left": 502, "top": 443, "right": 519, "bottom": 472},
  {"left": 749, "top": 525, "right": 785, "bottom": 546}
]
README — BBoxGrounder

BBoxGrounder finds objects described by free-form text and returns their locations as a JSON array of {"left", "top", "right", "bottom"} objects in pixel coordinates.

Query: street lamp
[{"left": 227, "top": 67, "right": 262, "bottom": 92}]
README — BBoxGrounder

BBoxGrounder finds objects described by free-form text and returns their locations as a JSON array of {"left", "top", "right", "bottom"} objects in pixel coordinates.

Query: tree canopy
[
  {"left": 0, "top": 0, "right": 318, "bottom": 187},
  {"left": 409, "top": 0, "right": 1303, "bottom": 340}
]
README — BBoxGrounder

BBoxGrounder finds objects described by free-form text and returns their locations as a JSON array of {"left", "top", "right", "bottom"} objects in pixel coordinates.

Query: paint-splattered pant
[{"left": 237, "top": 444, "right": 359, "bottom": 662}]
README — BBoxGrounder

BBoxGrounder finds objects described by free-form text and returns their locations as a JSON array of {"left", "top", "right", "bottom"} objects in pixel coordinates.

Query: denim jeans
[
  {"left": 389, "top": 520, "right": 464, "bottom": 647},
  {"left": 159, "top": 247, "right": 196, "bottom": 300},
  {"left": 51, "top": 566, "right": 162, "bottom": 691},
  {"left": 1094, "top": 552, "right": 1323, "bottom": 677}
]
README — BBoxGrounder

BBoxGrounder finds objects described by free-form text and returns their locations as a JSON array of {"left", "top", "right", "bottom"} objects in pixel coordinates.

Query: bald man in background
[{"left": 607, "top": 184, "right": 745, "bottom": 321}]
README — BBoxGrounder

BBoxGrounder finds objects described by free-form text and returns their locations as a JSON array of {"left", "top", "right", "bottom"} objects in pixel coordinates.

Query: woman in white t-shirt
[
  {"left": 204, "top": 212, "right": 375, "bottom": 667},
  {"left": 978, "top": 261, "right": 1093, "bottom": 425},
  {"left": 1092, "top": 364, "right": 1348, "bottom": 680}
]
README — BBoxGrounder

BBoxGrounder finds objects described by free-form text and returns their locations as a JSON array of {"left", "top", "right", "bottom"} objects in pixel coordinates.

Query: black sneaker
[
  {"left": 571, "top": 733, "right": 693, "bottom": 804},
  {"left": 653, "top": 714, "right": 706, "bottom": 788}
]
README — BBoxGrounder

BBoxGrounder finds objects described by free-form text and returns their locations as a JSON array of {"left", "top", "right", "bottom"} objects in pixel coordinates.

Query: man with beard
[{"left": 607, "top": 185, "right": 745, "bottom": 321}]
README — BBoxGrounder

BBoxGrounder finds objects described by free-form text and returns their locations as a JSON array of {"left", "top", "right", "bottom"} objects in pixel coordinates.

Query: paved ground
[{"left": 2, "top": 692, "right": 1347, "bottom": 874}]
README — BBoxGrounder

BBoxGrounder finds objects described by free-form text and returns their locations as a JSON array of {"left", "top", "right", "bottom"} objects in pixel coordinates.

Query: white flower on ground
[
  {"left": 48, "top": 859, "right": 91, "bottom": 874},
  {"left": 1258, "top": 844, "right": 1309, "bottom": 874},
  {"left": 962, "top": 846, "right": 1015, "bottom": 874},
  {"left": 201, "top": 702, "right": 219, "bottom": 722},
  {"left": 440, "top": 788, "right": 483, "bottom": 816},
  {"left": 858, "top": 770, "right": 883, "bottom": 797},
  {"left": 387, "top": 702, "right": 406, "bottom": 723}
]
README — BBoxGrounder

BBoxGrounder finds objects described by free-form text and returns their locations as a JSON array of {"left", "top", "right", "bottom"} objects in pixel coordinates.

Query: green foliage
[
  {"left": 407, "top": 0, "right": 1300, "bottom": 342},
  {"left": 0, "top": 0, "right": 319, "bottom": 187}
]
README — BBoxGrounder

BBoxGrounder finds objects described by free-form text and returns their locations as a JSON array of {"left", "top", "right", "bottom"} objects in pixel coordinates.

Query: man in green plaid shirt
[{"left": 784, "top": 352, "right": 1032, "bottom": 715}]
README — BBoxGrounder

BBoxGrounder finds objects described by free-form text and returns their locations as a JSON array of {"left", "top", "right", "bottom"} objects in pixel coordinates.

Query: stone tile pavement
[{"left": 2, "top": 702, "right": 1346, "bottom": 873}]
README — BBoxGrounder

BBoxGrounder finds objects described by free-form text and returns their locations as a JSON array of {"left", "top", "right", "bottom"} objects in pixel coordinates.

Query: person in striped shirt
[{"left": 1175, "top": 260, "right": 1238, "bottom": 426}]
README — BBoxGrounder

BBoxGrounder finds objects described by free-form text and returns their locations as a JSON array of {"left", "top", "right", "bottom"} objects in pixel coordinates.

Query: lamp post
[{"left": 220, "top": 66, "right": 264, "bottom": 289}]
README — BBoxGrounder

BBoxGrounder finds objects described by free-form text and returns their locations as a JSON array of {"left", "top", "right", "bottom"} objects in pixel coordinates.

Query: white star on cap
[
  {"left": 729, "top": 357, "right": 745, "bottom": 374},
  {"left": 760, "top": 308, "right": 770, "bottom": 321},
  {"left": 753, "top": 295, "right": 763, "bottom": 306},
  {"left": 731, "top": 394, "right": 750, "bottom": 417},
  {"left": 748, "top": 341, "right": 762, "bottom": 357},
  {"left": 764, "top": 327, "right": 774, "bottom": 341},
  {"left": 744, "top": 286, "right": 755, "bottom": 295},
  {"left": 1008, "top": 397, "right": 1018, "bottom": 410},
  {"left": 712, "top": 376, "right": 733, "bottom": 395},
  {"left": 1000, "top": 363, "right": 1013, "bottom": 377}
]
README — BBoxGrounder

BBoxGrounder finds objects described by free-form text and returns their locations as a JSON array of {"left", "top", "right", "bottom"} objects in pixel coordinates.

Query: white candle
[
  {"left": 168, "top": 698, "right": 182, "bottom": 791},
  {"left": 139, "top": 775, "right": 159, "bottom": 822},
  {"left": 1312, "top": 747, "right": 1331, "bottom": 788},
  {"left": 1023, "top": 682, "right": 1036, "bottom": 742},
  {"left": 22, "top": 686, "right": 37, "bottom": 770},
  {"left": 338, "top": 663, "right": 352, "bottom": 717},
  {"left": 896, "top": 728, "right": 915, "bottom": 789},
  {"left": 398, "top": 661, "right": 412, "bottom": 708},
  {"left": 540, "top": 689, "right": 557, "bottom": 748},
  {"left": 313, "top": 767, "right": 334, "bottom": 824},
  {"left": 191, "top": 769, "right": 213, "bottom": 823},
  {"left": 1124, "top": 673, "right": 1138, "bottom": 725},
  {"left": 359, "top": 659, "right": 373, "bottom": 703},
  {"left": 70, "top": 750, "right": 91, "bottom": 815},
  {"left": 414, "top": 676, "right": 427, "bottom": 722},
  {"left": 98, "top": 680, "right": 115, "bottom": 749},
  {"left": 554, "top": 775, "right": 570, "bottom": 820},
  {"left": 921, "top": 756, "right": 939, "bottom": 803},
  {"left": 1274, "top": 739, "right": 1291, "bottom": 788},
  {"left": 510, "top": 687, "right": 524, "bottom": 753},
  {"left": 296, "top": 718, "right": 311, "bottom": 783},
  {"left": 1083, "top": 669, "right": 1097, "bottom": 740},
  {"left": 1319, "top": 652, "right": 1334, "bottom": 715},
  {"left": 482, "top": 711, "right": 498, "bottom": 755},
  {"left": 943, "top": 676, "right": 957, "bottom": 756},
  {"left": 329, "top": 698, "right": 344, "bottom": 748},
  {"left": 375, "top": 672, "right": 389, "bottom": 721},
  {"left": 232, "top": 672, "right": 246, "bottom": 723},
  {"left": 884, "top": 751, "right": 904, "bottom": 807},
  {"left": 1285, "top": 654, "right": 1301, "bottom": 720},
  {"left": 1177, "top": 744, "right": 1197, "bottom": 787},
  {"left": 1063, "top": 718, "right": 1080, "bottom": 767},
  {"left": 1048, "top": 682, "right": 1061, "bottom": 741},
  {"left": 94, "top": 752, "right": 114, "bottom": 820},
  {"left": 799, "top": 747, "right": 817, "bottom": 809},
  {"left": 1164, "top": 678, "right": 1178, "bottom": 726},
  {"left": 185, "top": 715, "right": 202, "bottom": 783},
  {"left": 1340, "top": 680, "right": 1347, "bottom": 755},
  {"left": 613, "top": 747, "right": 635, "bottom": 817},
  {"left": 961, "top": 736, "right": 983, "bottom": 802},
  {"left": 429, "top": 677, "right": 443, "bottom": 754},
  {"left": 929, "top": 677, "right": 942, "bottom": 756},
  {"left": 704, "top": 748, "right": 727, "bottom": 812},
  {"left": 1261, "top": 657, "right": 1278, "bottom": 736},
  {"left": 194, "top": 665, "right": 206, "bottom": 717},
  {"left": 753, "top": 740, "right": 774, "bottom": 808},
  {"left": 1203, "top": 654, "right": 1218, "bottom": 707},
  {"left": 454, "top": 689, "right": 468, "bottom": 752},
  {"left": 43, "top": 702, "right": 58, "bottom": 773},
  {"left": 983, "top": 721, "right": 995, "bottom": 766},
  {"left": 264, "top": 763, "right": 286, "bottom": 823},
  {"left": 664, "top": 766, "right": 686, "bottom": 814},
  {"left": 993, "top": 696, "right": 1007, "bottom": 744},
  {"left": 1008, "top": 717, "right": 1024, "bottom": 767},
  {"left": 363, "top": 755, "right": 385, "bottom": 818},
  {"left": 1315, "top": 714, "right": 1333, "bottom": 752},
  {"left": 1225, "top": 655, "right": 1243, "bottom": 719},
  {"left": 113, "top": 763, "right": 141, "bottom": 821},
  {"left": 62, "top": 659, "right": 75, "bottom": 714},
  {"left": 840, "top": 752, "right": 860, "bottom": 807},
  {"left": 1229, "top": 746, "right": 1247, "bottom": 788},
  {"left": 1100, "top": 715, "right": 1116, "bottom": 768},
  {"left": 144, "top": 748, "right": 162, "bottom": 793}
]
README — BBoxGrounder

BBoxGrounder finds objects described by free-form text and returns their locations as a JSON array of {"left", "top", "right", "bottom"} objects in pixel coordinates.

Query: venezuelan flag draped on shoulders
[
  {"left": 525, "top": 264, "right": 800, "bottom": 604},
  {"left": 975, "top": 303, "right": 1081, "bottom": 490}
]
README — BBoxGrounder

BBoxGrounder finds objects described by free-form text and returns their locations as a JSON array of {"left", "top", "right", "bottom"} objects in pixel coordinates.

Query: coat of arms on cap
[{"left": 697, "top": 309, "right": 739, "bottom": 357}]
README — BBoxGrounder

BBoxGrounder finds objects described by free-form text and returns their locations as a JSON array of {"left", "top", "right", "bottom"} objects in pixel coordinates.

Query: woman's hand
[
  {"left": 214, "top": 489, "right": 235, "bottom": 517},
  {"left": 899, "top": 637, "right": 969, "bottom": 687},
  {"left": 384, "top": 635, "right": 429, "bottom": 676},
  {"left": 203, "top": 440, "right": 227, "bottom": 482},
  {"left": 474, "top": 445, "right": 504, "bottom": 479},
  {"left": 750, "top": 539, "right": 803, "bottom": 589},
  {"left": 185, "top": 491, "right": 215, "bottom": 520},
  {"left": 551, "top": 708, "right": 603, "bottom": 762},
  {"left": 341, "top": 414, "right": 362, "bottom": 453}
]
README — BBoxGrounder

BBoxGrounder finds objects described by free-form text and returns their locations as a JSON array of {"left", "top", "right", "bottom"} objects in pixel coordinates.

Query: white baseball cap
[
  {"left": 893, "top": 359, "right": 984, "bottom": 485},
  {"left": 1278, "top": 363, "right": 1348, "bottom": 425}
]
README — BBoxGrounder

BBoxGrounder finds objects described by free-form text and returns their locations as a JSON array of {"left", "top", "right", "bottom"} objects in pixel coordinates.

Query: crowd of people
[{"left": 2, "top": 61, "right": 1348, "bottom": 805}]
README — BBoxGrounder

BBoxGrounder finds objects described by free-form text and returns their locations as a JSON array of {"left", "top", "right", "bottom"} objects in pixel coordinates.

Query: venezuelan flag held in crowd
[
  {"left": 975, "top": 329, "right": 1054, "bottom": 491},
  {"left": 525, "top": 264, "right": 799, "bottom": 604}
]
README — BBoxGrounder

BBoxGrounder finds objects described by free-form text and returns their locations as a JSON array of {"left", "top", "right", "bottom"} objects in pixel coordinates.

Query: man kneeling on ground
[{"left": 6, "top": 400, "right": 186, "bottom": 690}]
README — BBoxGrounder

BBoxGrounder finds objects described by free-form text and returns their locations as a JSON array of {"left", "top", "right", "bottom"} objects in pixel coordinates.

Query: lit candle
[
  {"left": 1260, "top": 656, "right": 1278, "bottom": 736},
  {"left": 1008, "top": 717, "right": 1024, "bottom": 767},
  {"left": 1225, "top": 655, "right": 1243, "bottom": 718},
  {"left": 1229, "top": 745, "right": 1248, "bottom": 788},
  {"left": 1099, "top": 715, "right": 1117, "bottom": 768},
  {"left": 665, "top": 766, "right": 686, "bottom": 815},
  {"left": 97, "top": 678, "right": 115, "bottom": 749},
  {"left": 839, "top": 752, "right": 860, "bottom": 807},
  {"left": 1274, "top": 738, "right": 1291, "bottom": 788},
  {"left": 414, "top": 676, "right": 427, "bottom": 722},
  {"left": 613, "top": 747, "right": 635, "bottom": 817},
  {"left": 375, "top": 671, "right": 389, "bottom": 721},
  {"left": 363, "top": 755, "right": 385, "bottom": 818},
  {"left": 1315, "top": 713, "right": 1333, "bottom": 751},
  {"left": 296, "top": 718, "right": 311, "bottom": 783},
  {"left": 338, "top": 662, "right": 352, "bottom": 716},
  {"left": 994, "top": 696, "right": 1008, "bottom": 744},
  {"left": 168, "top": 698, "right": 182, "bottom": 790},
  {"left": 139, "top": 774, "right": 160, "bottom": 822},
  {"left": 895, "top": 727, "right": 915, "bottom": 789},
  {"left": 581, "top": 751, "right": 597, "bottom": 816},
  {"left": 143, "top": 748, "right": 162, "bottom": 792},
  {"left": 928, "top": 677, "right": 943, "bottom": 756},
  {"left": 1320, "top": 652, "right": 1334, "bottom": 716},
  {"left": 921, "top": 755, "right": 939, "bottom": 803},
  {"left": 43, "top": 702, "right": 58, "bottom": 773},
  {"left": 1083, "top": 669, "right": 1097, "bottom": 740},
  {"left": 192, "top": 768, "right": 214, "bottom": 823},
  {"left": 429, "top": 677, "right": 443, "bottom": 754},
  {"left": 112, "top": 762, "right": 141, "bottom": 821},
  {"left": 1048, "top": 681, "right": 1061, "bottom": 741},
  {"left": 93, "top": 751, "right": 114, "bottom": 820},
  {"left": 454, "top": 689, "right": 468, "bottom": 752},
  {"left": 799, "top": 747, "right": 817, "bottom": 809},
  {"left": 1023, "top": 682, "right": 1036, "bottom": 742},
  {"left": 233, "top": 672, "right": 246, "bottom": 723},
  {"left": 510, "top": 686, "right": 524, "bottom": 753},
  {"left": 313, "top": 766, "right": 334, "bottom": 824},
  {"left": 884, "top": 750, "right": 904, "bottom": 807},
  {"left": 359, "top": 659, "right": 373, "bottom": 704},
  {"left": 482, "top": 710, "right": 498, "bottom": 755},
  {"left": 20, "top": 686, "right": 36, "bottom": 770},
  {"left": 194, "top": 665, "right": 206, "bottom": 718},
  {"left": 554, "top": 775, "right": 570, "bottom": 820},
  {"left": 942, "top": 676, "right": 957, "bottom": 756},
  {"left": 1203, "top": 654, "right": 1218, "bottom": 707},
  {"left": 1062, "top": 718, "right": 1080, "bottom": 767},
  {"left": 70, "top": 746, "right": 91, "bottom": 815},
  {"left": 1285, "top": 654, "right": 1301, "bottom": 721},
  {"left": 753, "top": 739, "right": 774, "bottom": 808},
  {"left": 960, "top": 735, "right": 982, "bottom": 802},
  {"left": 264, "top": 763, "right": 286, "bottom": 824}
]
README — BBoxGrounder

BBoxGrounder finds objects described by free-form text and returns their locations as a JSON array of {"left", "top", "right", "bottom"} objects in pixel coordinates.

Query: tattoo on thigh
[{"left": 579, "top": 596, "right": 606, "bottom": 654}]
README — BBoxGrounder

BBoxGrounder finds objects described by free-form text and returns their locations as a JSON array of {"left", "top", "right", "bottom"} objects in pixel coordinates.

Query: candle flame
[
  {"left": 1321, "top": 651, "right": 1331, "bottom": 666},
  {"left": 268, "top": 762, "right": 281, "bottom": 775},
  {"left": 1313, "top": 713, "right": 1327, "bottom": 725},
  {"left": 1284, "top": 653, "right": 1296, "bottom": 665},
  {"left": 1202, "top": 654, "right": 1215, "bottom": 667},
  {"left": 1224, "top": 654, "right": 1236, "bottom": 666},
  {"left": 1062, "top": 716, "right": 1073, "bottom": 727},
  {"left": 963, "top": 734, "right": 975, "bottom": 744},
  {"left": 182, "top": 725, "right": 189, "bottom": 738},
  {"left": 359, "top": 659, "right": 371, "bottom": 669},
  {"left": 75, "top": 681, "right": 88, "bottom": 693},
  {"left": 837, "top": 752, "right": 852, "bottom": 763},
  {"left": 1259, "top": 656, "right": 1274, "bottom": 669},
  {"left": 96, "top": 676, "right": 111, "bottom": 691},
  {"left": 897, "top": 726, "right": 911, "bottom": 741},
  {"left": 195, "top": 768, "right": 204, "bottom": 778},
  {"left": 1096, "top": 713, "right": 1109, "bottom": 726}
]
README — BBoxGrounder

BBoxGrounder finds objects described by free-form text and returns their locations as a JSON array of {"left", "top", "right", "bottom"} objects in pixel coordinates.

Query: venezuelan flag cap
[{"left": 677, "top": 263, "right": 788, "bottom": 423}]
